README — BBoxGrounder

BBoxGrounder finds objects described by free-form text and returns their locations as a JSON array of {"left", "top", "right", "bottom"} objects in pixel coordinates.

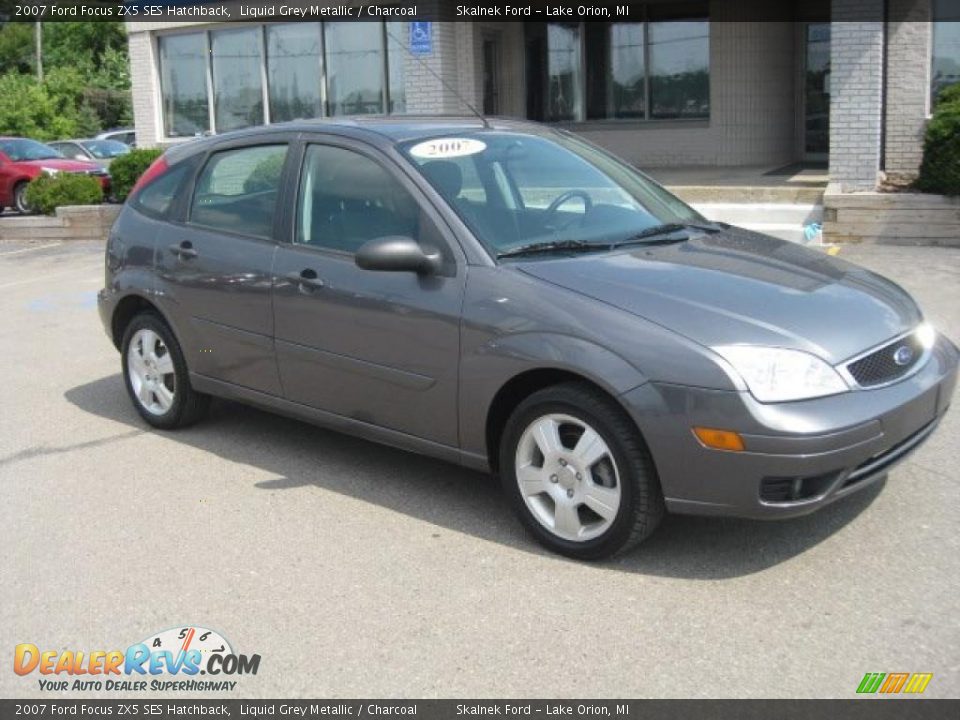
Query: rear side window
[
  {"left": 190, "top": 144, "right": 287, "bottom": 239},
  {"left": 133, "top": 162, "right": 193, "bottom": 218}
]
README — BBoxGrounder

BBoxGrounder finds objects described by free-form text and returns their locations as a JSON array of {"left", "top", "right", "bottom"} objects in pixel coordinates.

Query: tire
[
  {"left": 13, "top": 182, "right": 32, "bottom": 215},
  {"left": 121, "top": 312, "right": 209, "bottom": 429},
  {"left": 500, "top": 382, "right": 664, "bottom": 560}
]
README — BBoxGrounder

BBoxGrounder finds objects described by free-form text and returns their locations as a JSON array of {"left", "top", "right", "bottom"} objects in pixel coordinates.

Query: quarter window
[
  {"left": 190, "top": 145, "right": 287, "bottom": 239},
  {"left": 296, "top": 145, "right": 421, "bottom": 254},
  {"left": 134, "top": 162, "right": 195, "bottom": 218}
]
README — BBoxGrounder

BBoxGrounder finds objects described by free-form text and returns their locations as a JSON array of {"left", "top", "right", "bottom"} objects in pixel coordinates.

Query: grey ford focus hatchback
[{"left": 99, "top": 118, "right": 958, "bottom": 559}]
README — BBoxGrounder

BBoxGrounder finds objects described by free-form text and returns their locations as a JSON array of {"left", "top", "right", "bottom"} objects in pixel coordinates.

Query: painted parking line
[
  {"left": 0, "top": 271, "right": 99, "bottom": 290},
  {"left": 0, "top": 242, "right": 63, "bottom": 257}
]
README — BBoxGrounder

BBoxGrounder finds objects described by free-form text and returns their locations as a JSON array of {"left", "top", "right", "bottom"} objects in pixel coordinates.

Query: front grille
[{"left": 846, "top": 333, "right": 923, "bottom": 387}]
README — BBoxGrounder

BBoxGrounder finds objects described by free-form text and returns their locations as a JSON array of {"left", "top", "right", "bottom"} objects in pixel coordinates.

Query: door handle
[
  {"left": 169, "top": 241, "right": 198, "bottom": 259},
  {"left": 286, "top": 269, "right": 325, "bottom": 290}
]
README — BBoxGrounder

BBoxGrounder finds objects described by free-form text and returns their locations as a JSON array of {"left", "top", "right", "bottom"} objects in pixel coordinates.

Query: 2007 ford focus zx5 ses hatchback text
[{"left": 98, "top": 118, "right": 958, "bottom": 559}]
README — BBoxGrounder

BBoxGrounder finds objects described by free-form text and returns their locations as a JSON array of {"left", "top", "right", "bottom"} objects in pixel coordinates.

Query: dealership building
[{"left": 127, "top": 0, "right": 959, "bottom": 192}]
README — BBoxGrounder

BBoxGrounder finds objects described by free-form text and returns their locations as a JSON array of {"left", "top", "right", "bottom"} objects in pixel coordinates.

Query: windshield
[
  {"left": 0, "top": 138, "right": 61, "bottom": 162},
  {"left": 82, "top": 139, "right": 130, "bottom": 159},
  {"left": 399, "top": 131, "right": 707, "bottom": 257}
]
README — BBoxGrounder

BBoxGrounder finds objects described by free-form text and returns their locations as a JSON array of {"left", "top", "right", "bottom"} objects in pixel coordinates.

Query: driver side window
[{"left": 297, "top": 144, "right": 421, "bottom": 254}]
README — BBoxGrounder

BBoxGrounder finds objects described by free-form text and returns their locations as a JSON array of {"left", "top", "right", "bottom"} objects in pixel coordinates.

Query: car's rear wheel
[
  {"left": 121, "top": 312, "right": 209, "bottom": 429},
  {"left": 13, "top": 182, "right": 32, "bottom": 215},
  {"left": 500, "top": 382, "right": 664, "bottom": 560}
]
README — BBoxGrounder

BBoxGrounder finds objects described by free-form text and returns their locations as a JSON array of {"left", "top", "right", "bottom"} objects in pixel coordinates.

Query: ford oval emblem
[{"left": 892, "top": 345, "right": 915, "bottom": 366}]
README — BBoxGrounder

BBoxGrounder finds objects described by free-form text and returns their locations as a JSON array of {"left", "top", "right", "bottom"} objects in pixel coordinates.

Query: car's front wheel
[
  {"left": 121, "top": 312, "right": 209, "bottom": 429},
  {"left": 500, "top": 383, "right": 664, "bottom": 560},
  {"left": 13, "top": 182, "right": 32, "bottom": 214}
]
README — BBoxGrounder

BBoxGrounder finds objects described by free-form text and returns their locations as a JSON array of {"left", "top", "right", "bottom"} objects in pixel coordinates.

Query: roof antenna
[{"left": 385, "top": 24, "right": 490, "bottom": 128}]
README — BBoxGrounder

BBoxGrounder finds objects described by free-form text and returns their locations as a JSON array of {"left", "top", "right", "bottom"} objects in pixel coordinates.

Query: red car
[{"left": 0, "top": 137, "right": 111, "bottom": 214}]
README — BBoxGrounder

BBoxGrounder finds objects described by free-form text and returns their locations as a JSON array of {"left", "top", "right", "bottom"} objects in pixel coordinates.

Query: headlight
[
  {"left": 39, "top": 167, "right": 60, "bottom": 176},
  {"left": 916, "top": 321, "right": 936, "bottom": 350},
  {"left": 713, "top": 345, "right": 849, "bottom": 403}
]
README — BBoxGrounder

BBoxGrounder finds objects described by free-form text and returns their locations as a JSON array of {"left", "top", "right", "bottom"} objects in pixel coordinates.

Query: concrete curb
[{"left": 0, "top": 205, "right": 121, "bottom": 243}]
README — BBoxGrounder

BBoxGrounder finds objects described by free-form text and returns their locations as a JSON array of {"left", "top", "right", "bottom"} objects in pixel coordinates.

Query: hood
[
  {"left": 517, "top": 227, "right": 921, "bottom": 364},
  {"left": 20, "top": 158, "right": 104, "bottom": 173}
]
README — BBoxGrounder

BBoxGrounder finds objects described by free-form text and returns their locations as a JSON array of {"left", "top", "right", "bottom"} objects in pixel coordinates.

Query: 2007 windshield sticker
[
  {"left": 13, "top": 626, "right": 261, "bottom": 692},
  {"left": 409, "top": 137, "right": 487, "bottom": 159}
]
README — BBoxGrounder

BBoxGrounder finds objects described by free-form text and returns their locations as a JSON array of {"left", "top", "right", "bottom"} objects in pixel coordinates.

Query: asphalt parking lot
[{"left": 1, "top": 238, "right": 958, "bottom": 699}]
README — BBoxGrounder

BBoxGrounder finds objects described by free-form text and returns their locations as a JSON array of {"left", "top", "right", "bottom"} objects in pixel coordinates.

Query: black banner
[
  {"left": 0, "top": 0, "right": 894, "bottom": 24},
  {"left": 2, "top": 700, "right": 960, "bottom": 719}
]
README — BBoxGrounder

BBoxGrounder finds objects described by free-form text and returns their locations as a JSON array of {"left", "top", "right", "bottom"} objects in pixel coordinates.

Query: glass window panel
[
  {"left": 135, "top": 161, "right": 194, "bottom": 218},
  {"left": 609, "top": 24, "right": 646, "bottom": 118},
  {"left": 649, "top": 20, "right": 710, "bottom": 119},
  {"left": 932, "top": 2, "right": 960, "bottom": 105},
  {"left": 191, "top": 145, "right": 287, "bottom": 239},
  {"left": 547, "top": 24, "right": 583, "bottom": 122},
  {"left": 158, "top": 33, "right": 210, "bottom": 138},
  {"left": 325, "top": 23, "right": 384, "bottom": 116},
  {"left": 211, "top": 27, "right": 264, "bottom": 132},
  {"left": 267, "top": 23, "right": 323, "bottom": 123},
  {"left": 297, "top": 145, "right": 420, "bottom": 253},
  {"left": 386, "top": 22, "right": 407, "bottom": 114}
]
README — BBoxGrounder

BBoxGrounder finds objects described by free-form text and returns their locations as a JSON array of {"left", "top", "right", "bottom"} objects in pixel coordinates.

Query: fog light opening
[{"left": 692, "top": 427, "right": 745, "bottom": 452}]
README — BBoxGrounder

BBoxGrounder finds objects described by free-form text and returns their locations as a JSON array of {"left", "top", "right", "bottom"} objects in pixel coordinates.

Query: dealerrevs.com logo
[{"left": 14, "top": 626, "right": 261, "bottom": 692}]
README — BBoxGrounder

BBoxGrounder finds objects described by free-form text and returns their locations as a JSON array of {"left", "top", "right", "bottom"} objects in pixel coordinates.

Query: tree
[{"left": 0, "top": 19, "right": 132, "bottom": 138}]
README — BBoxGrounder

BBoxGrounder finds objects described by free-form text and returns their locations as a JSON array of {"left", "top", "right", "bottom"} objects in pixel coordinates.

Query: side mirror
[{"left": 355, "top": 236, "right": 442, "bottom": 275}]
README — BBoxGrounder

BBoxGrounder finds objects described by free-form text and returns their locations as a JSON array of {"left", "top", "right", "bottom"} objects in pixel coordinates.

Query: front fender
[{"left": 458, "top": 331, "right": 647, "bottom": 461}]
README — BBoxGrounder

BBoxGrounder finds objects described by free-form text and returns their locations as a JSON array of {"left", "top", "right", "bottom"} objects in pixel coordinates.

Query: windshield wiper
[
  {"left": 612, "top": 222, "right": 720, "bottom": 248},
  {"left": 496, "top": 239, "right": 609, "bottom": 259}
]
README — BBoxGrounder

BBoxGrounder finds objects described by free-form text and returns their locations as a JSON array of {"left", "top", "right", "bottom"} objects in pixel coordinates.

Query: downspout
[{"left": 880, "top": 0, "right": 889, "bottom": 172}]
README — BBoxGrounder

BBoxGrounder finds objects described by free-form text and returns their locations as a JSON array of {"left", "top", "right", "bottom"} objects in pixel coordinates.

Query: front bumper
[{"left": 623, "top": 334, "right": 959, "bottom": 519}]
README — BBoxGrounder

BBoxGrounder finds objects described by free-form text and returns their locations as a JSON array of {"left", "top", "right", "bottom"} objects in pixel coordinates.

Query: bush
[
  {"left": 110, "top": 147, "right": 163, "bottom": 201},
  {"left": 916, "top": 83, "right": 960, "bottom": 196},
  {"left": 24, "top": 172, "right": 104, "bottom": 215},
  {"left": 243, "top": 152, "right": 286, "bottom": 193}
]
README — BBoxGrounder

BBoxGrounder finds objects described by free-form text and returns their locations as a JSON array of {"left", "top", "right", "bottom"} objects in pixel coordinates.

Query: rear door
[
  {"left": 271, "top": 136, "right": 466, "bottom": 446},
  {"left": 155, "top": 137, "right": 293, "bottom": 395}
]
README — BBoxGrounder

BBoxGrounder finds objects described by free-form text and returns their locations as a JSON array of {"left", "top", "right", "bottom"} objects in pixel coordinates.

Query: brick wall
[
  {"left": 829, "top": 0, "right": 885, "bottom": 191},
  {"left": 127, "top": 29, "right": 160, "bottom": 148},
  {"left": 885, "top": 0, "right": 932, "bottom": 183}
]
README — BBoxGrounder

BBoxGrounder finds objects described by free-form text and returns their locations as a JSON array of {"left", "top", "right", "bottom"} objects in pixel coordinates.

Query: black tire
[
  {"left": 121, "top": 312, "right": 209, "bottom": 429},
  {"left": 500, "top": 382, "right": 664, "bottom": 560},
  {"left": 13, "top": 182, "right": 32, "bottom": 215}
]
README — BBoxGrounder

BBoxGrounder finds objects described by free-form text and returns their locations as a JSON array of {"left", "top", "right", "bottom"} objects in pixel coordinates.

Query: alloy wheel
[
  {"left": 127, "top": 328, "right": 176, "bottom": 416},
  {"left": 514, "top": 413, "right": 622, "bottom": 542}
]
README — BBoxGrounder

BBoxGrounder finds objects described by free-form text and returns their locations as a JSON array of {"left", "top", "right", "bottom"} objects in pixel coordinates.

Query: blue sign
[{"left": 409, "top": 22, "right": 433, "bottom": 55}]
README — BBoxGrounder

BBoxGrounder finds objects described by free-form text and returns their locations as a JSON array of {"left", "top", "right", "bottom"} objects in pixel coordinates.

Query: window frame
[
  {"left": 181, "top": 136, "right": 295, "bottom": 243},
  {"left": 930, "top": 2, "right": 960, "bottom": 110},
  {"left": 154, "top": 22, "right": 406, "bottom": 143},
  {"left": 281, "top": 134, "right": 466, "bottom": 275}
]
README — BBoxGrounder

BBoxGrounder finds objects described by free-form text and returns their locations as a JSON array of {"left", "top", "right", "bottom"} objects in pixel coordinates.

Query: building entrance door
[{"left": 803, "top": 22, "right": 831, "bottom": 160}]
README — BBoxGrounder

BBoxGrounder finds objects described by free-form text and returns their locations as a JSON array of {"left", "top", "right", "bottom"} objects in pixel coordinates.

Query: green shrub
[
  {"left": 109, "top": 147, "right": 163, "bottom": 201},
  {"left": 243, "top": 152, "right": 286, "bottom": 193},
  {"left": 916, "top": 83, "right": 960, "bottom": 196},
  {"left": 24, "top": 172, "right": 103, "bottom": 215}
]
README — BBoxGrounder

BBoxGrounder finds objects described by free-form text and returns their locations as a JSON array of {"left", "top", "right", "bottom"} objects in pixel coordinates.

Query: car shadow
[{"left": 64, "top": 374, "right": 884, "bottom": 580}]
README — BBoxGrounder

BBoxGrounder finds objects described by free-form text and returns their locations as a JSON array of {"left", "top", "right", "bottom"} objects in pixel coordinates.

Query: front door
[
  {"left": 271, "top": 139, "right": 465, "bottom": 447},
  {"left": 803, "top": 22, "right": 831, "bottom": 160},
  {"left": 155, "top": 140, "right": 290, "bottom": 396}
]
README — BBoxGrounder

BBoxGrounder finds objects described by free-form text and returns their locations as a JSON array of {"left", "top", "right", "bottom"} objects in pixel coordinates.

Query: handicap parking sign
[{"left": 410, "top": 22, "right": 432, "bottom": 55}]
